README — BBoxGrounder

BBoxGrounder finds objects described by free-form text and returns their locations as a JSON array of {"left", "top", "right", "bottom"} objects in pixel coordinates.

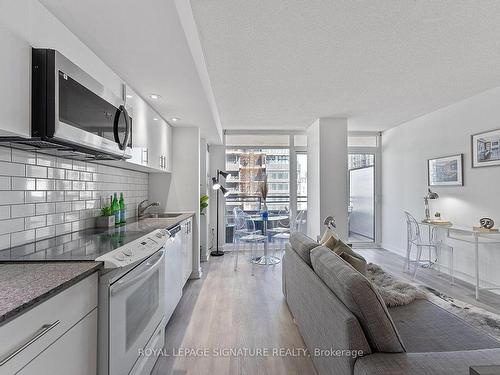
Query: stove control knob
[
  {"left": 114, "top": 252, "right": 125, "bottom": 261},
  {"left": 122, "top": 248, "right": 132, "bottom": 256}
]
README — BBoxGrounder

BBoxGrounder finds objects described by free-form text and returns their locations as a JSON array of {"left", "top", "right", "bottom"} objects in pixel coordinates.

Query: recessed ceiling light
[
  {"left": 126, "top": 94, "right": 133, "bottom": 99},
  {"left": 153, "top": 118, "right": 158, "bottom": 121},
  {"left": 149, "top": 94, "right": 160, "bottom": 100},
  {"left": 171, "top": 117, "right": 180, "bottom": 122}
]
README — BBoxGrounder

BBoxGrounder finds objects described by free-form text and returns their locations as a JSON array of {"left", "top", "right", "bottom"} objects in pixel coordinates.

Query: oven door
[{"left": 109, "top": 250, "right": 165, "bottom": 375}]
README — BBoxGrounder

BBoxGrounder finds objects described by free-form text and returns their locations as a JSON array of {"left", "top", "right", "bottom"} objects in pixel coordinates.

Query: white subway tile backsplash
[
  {"left": 0, "top": 161, "right": 25, "bottom": 177},
  {"left": 0, "top": 148, "right": 148, "bottom": 250},
  {"left": 55, "top": 202, "right": 72, "bottom": 213},
  {"left": 12, "top": 177, "right": 36, "bottom": 190},
  {"left": 0, "top": 206, "right": 10, "bottom": 220},
  {"left": 26, "top": 165, "right": 47, "bottom": 178},
  {"left": 0, "top": 147, "right": 11, "bottom": 162},
  {"left": 36, "top": 155, "right": 56, "bottom": 167},
  {"left": 46, "top": 213, "right": 65, "bottom": 226},
  {"left": 65, "top": 170, "right": 79, "bottom": 180},
  {"left": 0, "top": 177, "right": 10, "bottom": 190},
  {"left": 0, "top": 191, "right": 25, "bottom": 205},
  {"left": 36, "top": 179, "right": 55, "bottom": 191},
  {"left": 55, "top": 180, "right": 72, "bottom": 190},
  {"left": 25, "top": 215, "right": 47, "bottom": 229},
  {"left": 0, "top": 218, "right": 25, "bottom": 235},
  {"left": 12, "top": 149, "right": 36, "bottom": 165},
  {"left": 0, "top": 234, "right": 10, "bottom": 249},
  {"left": 11, "top": 204, "right": 36, "bottom": 218},
  {"left": 47, "top": 168, "right": 65, "bottom": 179},
  {"left": 36, "top": 225, "right": 55, "bottom": 240},
  {"left": 11, "top": 230, "right": 35, "bottom": 247},
  {"left": 55, "top": 223, "right": 72, "bottom": 236},
  {"left": 35, "top": 203, "right": 56, "bottom": 215},
  {"left": 25, "top": 191, "right": 46, "bottom": 203},
  {"left": 47, "top": 191, "right": 65, "bottom": 202}
]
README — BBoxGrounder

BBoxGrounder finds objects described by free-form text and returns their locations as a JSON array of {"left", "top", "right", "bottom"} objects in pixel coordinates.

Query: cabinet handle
[{"left": 0, "top": 320, "right": 60, "bottom": 366}]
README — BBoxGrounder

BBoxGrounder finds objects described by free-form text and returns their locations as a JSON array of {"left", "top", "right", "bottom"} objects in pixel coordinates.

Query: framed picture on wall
[
  {"left": 428, "top": 154, "right": 463, "bottom": 186},
  {"left": 472, "top": 128, "right": 500, "bottom": 168}
]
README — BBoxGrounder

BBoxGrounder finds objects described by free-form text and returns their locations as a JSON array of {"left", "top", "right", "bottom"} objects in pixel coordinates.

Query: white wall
[
  {"left": 307, "top": 118, "right": 348, "bottom": 240},
  {"left": 0, "top": 0, "right": 124, "bottom": 137},
  {"left": 382, "top": 85, "right": 500, "bottom": 289}
]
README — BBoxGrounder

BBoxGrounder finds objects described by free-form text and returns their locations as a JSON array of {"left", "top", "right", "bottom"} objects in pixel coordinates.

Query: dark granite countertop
[{"left": 0, "top": 261, "right": 102, "bottom": 326}]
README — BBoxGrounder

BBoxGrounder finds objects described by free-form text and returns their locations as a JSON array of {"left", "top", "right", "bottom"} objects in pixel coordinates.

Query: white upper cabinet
[{"left": 125, "top": 85, "right": 172, "bottom": 173}]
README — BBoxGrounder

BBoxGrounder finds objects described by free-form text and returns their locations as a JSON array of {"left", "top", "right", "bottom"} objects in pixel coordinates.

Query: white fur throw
[{"left": 366, "top": 263, "right": 426, "bottom": 307}]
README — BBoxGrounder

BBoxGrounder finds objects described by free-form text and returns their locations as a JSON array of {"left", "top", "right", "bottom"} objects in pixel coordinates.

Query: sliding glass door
[{"left": 348, "top": 133, "right": 381, "bottom": 246}]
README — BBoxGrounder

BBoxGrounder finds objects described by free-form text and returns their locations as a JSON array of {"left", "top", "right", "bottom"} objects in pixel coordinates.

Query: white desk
[{"left": 420, "top": 222, "right": 500, "bottom": 300}]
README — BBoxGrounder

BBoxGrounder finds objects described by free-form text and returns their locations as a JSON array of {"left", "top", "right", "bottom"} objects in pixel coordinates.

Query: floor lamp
[{"left": 210, "top": 169, "right": 230, "bottom": 257}]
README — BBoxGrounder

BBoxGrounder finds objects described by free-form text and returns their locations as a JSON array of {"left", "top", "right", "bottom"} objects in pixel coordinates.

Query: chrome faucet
[{"left": 138, "top": 200, "right": 160, "bottom": 218}]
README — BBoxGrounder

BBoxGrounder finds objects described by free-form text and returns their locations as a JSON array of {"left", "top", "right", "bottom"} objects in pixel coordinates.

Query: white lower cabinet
[
  {"left": 164, "top": 217, "right": 193, "bottom": 325},
  {"left": 17, "top": 309, "right": 97, "bottom": 375},
  {"left": 182, "top": 218, "right": 193, "bottom": 284},
  {"left": 0, "top": 273, "right": 98, "bottom": 375}
]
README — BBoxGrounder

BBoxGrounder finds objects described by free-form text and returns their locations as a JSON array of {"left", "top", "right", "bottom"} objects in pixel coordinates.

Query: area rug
[
  {"left": 420, "top": 285, "right": 500, "bottom": 342},
  {"left": 366, "top": 262, "right": 500, "bottom": 342}
]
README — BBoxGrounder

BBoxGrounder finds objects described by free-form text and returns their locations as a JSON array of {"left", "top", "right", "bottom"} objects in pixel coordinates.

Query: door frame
[{"left": 348, "top": 132, "right": 382, "bottom": 248}]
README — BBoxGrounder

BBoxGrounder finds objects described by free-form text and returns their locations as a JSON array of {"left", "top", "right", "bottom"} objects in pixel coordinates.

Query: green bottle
[
  {"left": 111, "top": 193, "right": 120, "bottom": 225},
  {"left": 119, "top": 192, "right": 126, "bottom": 224}
]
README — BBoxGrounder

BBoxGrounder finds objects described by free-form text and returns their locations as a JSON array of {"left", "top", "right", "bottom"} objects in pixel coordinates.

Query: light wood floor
[
  {"left": 152, "top": 251, "right": 317, "bottom": 375},
  {"left": 152, "top": 246, "right": 500, "bottom": 375}
]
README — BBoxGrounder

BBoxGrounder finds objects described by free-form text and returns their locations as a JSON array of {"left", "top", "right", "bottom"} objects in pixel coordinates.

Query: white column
[{"left": 306, "top": 118, "right": 348, "bottom": 241}]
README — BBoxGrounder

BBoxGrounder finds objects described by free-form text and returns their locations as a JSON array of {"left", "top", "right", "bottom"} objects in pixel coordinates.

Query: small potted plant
[
  {"left": 97, "top": 205, "right": 115, "bottom": 228},
  {"left": 200, "top": 194, "right": 209, "bottom": 215}
]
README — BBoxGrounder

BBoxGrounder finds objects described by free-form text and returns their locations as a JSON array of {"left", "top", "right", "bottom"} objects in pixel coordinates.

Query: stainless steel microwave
[{"left": 2, "top": 49, "right": 133, "bottom": 160}]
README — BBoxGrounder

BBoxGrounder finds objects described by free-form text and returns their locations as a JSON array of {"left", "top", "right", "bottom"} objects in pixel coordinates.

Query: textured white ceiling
[
  {"left": 40, "top": 0, "right": 223, "bottom": 143},
  {"left": 190, "top": 0, "right": 500, "bottom": 131}
]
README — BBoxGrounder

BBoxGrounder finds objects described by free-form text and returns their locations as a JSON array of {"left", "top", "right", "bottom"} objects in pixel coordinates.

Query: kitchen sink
[{"left": 145, "top": 213, "right": 184, "bottom": 219}]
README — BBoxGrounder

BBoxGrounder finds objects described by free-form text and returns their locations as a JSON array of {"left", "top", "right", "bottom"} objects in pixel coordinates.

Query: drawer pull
[{"left": 0, "top": 320, "right": 60, "bottom": 366}]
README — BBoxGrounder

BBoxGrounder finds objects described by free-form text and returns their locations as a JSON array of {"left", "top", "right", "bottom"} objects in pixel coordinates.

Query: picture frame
[
  {"left": 427, "top": 154, "right": 463, "bottom": 186},
  {"left": 471, "top": 128, "right": 500, "bottom": 168}
]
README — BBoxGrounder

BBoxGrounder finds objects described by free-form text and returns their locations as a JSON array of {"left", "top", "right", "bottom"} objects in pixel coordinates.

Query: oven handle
[{"left": 110, "top": 250, "right": 164, "bottom": 296}]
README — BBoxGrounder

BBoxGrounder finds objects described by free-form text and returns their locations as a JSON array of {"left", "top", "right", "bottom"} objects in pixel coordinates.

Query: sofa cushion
[
  {"left": 389, "top": 299, "right": 500, "bottom": 353},
  {"left": 311, "top": 246, "right": 406, "bottom": 353},
  {"left": 289, "top": 232, "right": 319, "bottom": 267},
  {"left": 354, "top": 349, "right": 500, "bottom": 375}
]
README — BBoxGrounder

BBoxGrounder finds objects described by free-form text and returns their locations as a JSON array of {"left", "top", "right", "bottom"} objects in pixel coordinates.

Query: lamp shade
[
  {"left": 218, "top": 170, "right": 231, "bottom": 180},
  {"left": 426, "top": 188, "right": 439, "bottom": 199},
  {"left": 220, "top": 185, "right": 230, "bottom": 197},
  {"left": 212, "top": 177, "right": 221, "bottom": 190}
]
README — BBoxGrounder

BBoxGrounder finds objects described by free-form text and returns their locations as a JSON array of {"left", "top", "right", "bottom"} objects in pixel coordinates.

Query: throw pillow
[{"left": 339, "top": 252, "right": 367, "bottom": 275}]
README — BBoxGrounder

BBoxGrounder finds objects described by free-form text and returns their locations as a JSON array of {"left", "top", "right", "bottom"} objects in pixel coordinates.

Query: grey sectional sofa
[{"left": 282, "top": 232, "right": 500, "bottom": 375}]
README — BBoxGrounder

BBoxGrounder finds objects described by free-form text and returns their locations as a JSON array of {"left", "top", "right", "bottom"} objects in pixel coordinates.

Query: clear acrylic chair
[
  {"left": 271, "top": 210, "right": 305, "bottom": 258},
  {"left": 233, "top": 210, "right": 266, "bottom": 273},
  {"left": 404, "top": 211, "right": 454, "bottom": 283},
  {"left": 268, "top": 209, "right": 290, "bottom": 236}
]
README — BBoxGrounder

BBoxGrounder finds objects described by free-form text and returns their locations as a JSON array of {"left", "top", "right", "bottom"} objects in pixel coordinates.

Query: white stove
[{"left": 97, "top": 226, "right": 177, "bottom": 375}]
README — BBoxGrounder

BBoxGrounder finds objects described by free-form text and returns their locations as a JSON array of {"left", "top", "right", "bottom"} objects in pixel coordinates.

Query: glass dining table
[{"left": 248, "top": 215, "right": 288, "bottom": 265}]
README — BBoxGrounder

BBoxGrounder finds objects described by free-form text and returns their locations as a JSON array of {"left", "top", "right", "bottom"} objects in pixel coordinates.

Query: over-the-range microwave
[{"left": 0, "top": 48, "right": 132, "bottom": 160}]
